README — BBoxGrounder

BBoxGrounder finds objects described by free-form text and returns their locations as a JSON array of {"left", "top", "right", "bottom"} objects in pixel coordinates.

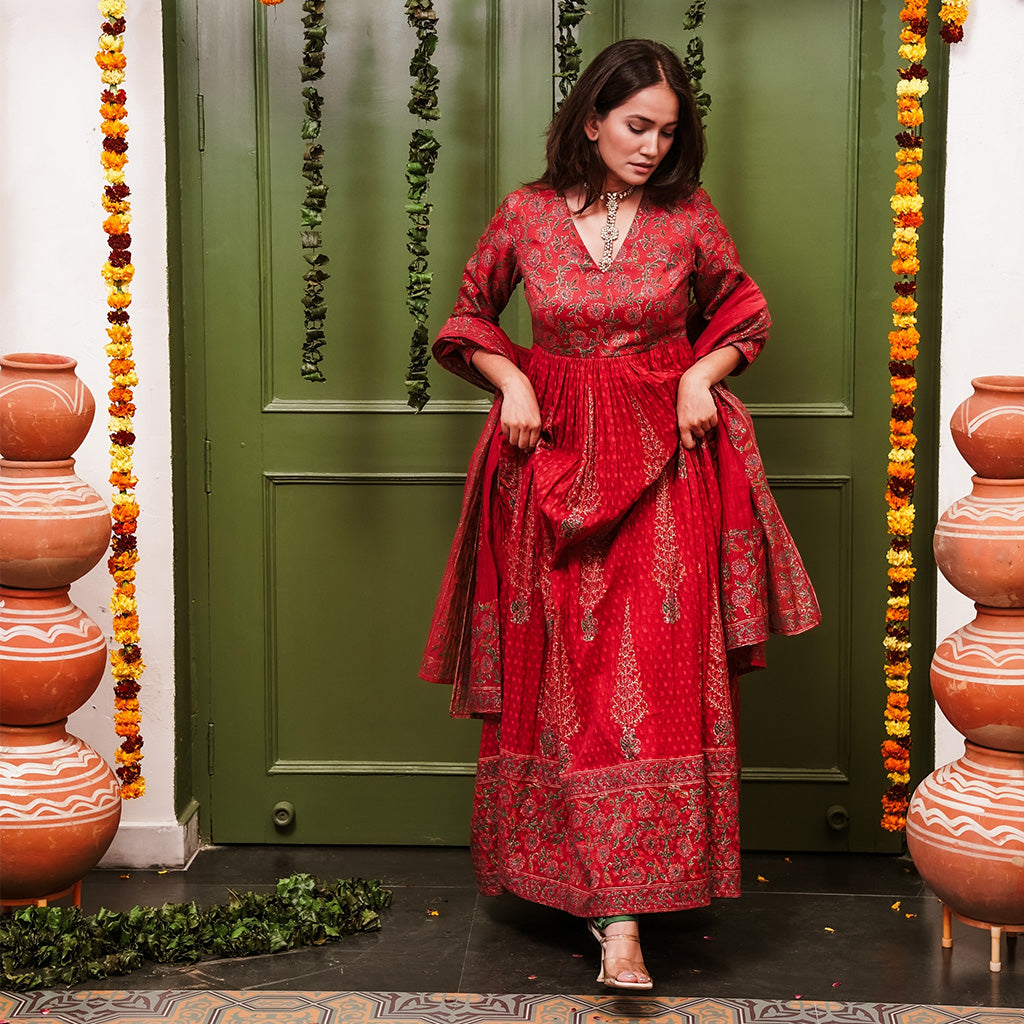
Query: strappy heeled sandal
[{"left": 587, "top": 916, "right": 654, "bottom": 990}]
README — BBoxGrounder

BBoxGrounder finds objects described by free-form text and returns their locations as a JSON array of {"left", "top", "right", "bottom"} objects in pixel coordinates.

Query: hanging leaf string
[
  {"left": 404, "top": 1, "right": 441, "bottom": 412},
  {"left": 554, "top": 1, "right": 589, "bottom": 106},
  {"left": 681, "top": 0, "right": 711, "bottom": 123},
  {"left": 299, "top": 0, "right": 329, "bottom": 382}
]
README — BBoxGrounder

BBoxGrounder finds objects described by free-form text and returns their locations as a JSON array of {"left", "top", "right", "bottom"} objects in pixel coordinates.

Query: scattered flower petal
[
  {"left": 832, "top": 982, "right": 842, "bottom": 989},
  {"left": 825, "top": 926, "right": 835, "bottom": 934},
  {"left": 527, "top": 974, "right": 538, "bottom": 980},
  {"left": 905, "top": 912, "right": 917, "bottom": 919},
  {"left": 891, "top": 900, "right": 902, "bottom": 911},
  {"left": 427, "top": 909, "right": 439, "bottom": 916},
  {"left": 757, "top": 874, "right": 769, "bottom": 883}
]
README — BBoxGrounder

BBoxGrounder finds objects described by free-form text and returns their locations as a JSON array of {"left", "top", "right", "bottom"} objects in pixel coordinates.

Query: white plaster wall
[
  {"left": 0, "top": 6, "right": 186, "bottom": 865},
  {"left": 936, "top": 0, "right": 1024, "bottom": 767}
]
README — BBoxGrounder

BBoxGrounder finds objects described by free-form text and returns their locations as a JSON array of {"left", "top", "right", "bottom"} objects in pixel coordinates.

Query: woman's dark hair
[{"left": 533, "top": 38, "right": 705, "bottom": 212}]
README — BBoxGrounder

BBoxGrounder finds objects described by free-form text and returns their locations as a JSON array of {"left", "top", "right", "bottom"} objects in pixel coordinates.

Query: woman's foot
[{"left": 587, "top": 916, "right": 653, "bottom": 990}]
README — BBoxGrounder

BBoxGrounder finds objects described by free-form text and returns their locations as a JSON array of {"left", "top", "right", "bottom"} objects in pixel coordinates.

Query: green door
[{"left": 177, "top": 0, "right": 940, "bottom": 851}]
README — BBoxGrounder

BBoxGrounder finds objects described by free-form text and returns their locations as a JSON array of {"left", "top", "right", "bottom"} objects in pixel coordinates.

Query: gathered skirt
[{"left": 466, "top": 341, "right": 742, "bottom": 917}]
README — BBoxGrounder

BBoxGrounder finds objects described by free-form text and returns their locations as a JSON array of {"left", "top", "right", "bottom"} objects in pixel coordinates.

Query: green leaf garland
[
  {"left": 681, "top": 1, "right": 711, "bottom": 123},
  {"left": 404, "top": 1, "right": 441, "bottom": 412},
  {"left": 0, "top": 874, "right": 391, "bottom": 992},
  {"left": 299, "top": 0, "right": 330, "bottom": 382},
  {"left": 554, "top": 1, "right": 589, "bottom": 106}
]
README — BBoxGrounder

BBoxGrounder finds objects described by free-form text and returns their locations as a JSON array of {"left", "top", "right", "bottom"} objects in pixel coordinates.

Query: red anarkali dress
[{"left": 421, "top": 186, "right": 820, "bottom": 918}]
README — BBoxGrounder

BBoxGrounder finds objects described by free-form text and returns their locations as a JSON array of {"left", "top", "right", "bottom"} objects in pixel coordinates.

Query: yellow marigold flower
[
  {"left": 106, "top": 327, "right": 132, "bottom": 345},
  {"left": 102, "top": 195, "right": 130, "bottom": 213},
  {"left": 99, "top": 0, "right": 128, "bottom": 16},
  {"left": 897, "top": 79, "right": 929, "bottom": 100},
  {"left": 107, "top": 414, "right": 134, "bottom": 434},
  {"left": 888, "top": 595, "right": 911, "bottom": 608},
  {"left": 112, "top": 370, "right": 140, "bottom": 387},
  {"left": 101, "top": 68, "right": 127, "bottom": 86},
  {"left": 887, "top": 771, "right": 912, "bottom": 785},
  {"left": 898, "top": 43, "right": 927, "bottom": 62},
  {"left": 115, "top": 748, "right": 144, "bottom": 765},
  {"left": 99, "top": 33, "right": 125, "bottom": 51},
  {"left": 893, "top": 226, "right": 919, "bottom": 243},
  {"left": 890, "top": 194, "right": 924, "bottom": 214},
  {"left": 888, "top": 447, "right": 915, "bottom": 464},
  {"left": 896, "top": 147, "right": 924, "bottom": 164},
  {"left": 891, "top": 241, "right": 917, "bottom": 261},
  {"left": 886, "top": 677, "right": 910, "bottom": 692},
  {"left": 892, "top": 316, "right": 918, "bottom": 331},
  {"left": 885, "top": 720, "right": 911, "bottom": 738},
  {"left": 104, "top": 167, "right": 126, "bottom": 185},
  {"left": 887, "top": 547, "right": 914, "bottom": 566},
  {"left": 887, "top": 505, "right": 916, "bottom": 535}
]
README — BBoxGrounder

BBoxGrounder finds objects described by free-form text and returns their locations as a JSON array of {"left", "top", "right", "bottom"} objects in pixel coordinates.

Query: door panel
[{"left": 186, "top": 0, "right": 939, "bottom": 849}]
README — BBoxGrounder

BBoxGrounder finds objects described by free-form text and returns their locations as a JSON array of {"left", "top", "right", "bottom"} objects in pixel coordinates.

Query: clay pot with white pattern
[
  {"left": 0, "top": 587, "right": 107, "bottom": 726},
  {"left": 933, "top": 477, "right": 1024, "bottom": 607},
  {"left": 907, "top": 742, "right": 1024, "bottom": 925},
  {"left": 0, "top": 720, "right": 121, "bottom": 900},
  {"left": 950, "top": 376, "right": 1024, "bottom": 479},
  {"left": 0, "top": 459, "right": 109, "bottom": 588},
  {"left": 0, "top": 353, "right": 96, "bottom": 462},
  {"left": 931, "top": 605, "right": 1024, "bottom": 752}
]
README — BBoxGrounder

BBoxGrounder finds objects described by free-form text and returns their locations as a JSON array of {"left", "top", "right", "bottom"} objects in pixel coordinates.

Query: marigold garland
[
  {"left": 97, "top": 0, "right": 144, "bottom": 800},
  {"left": 403, "top": 1, "right": 441, "bottom": 412},
  {"left": 880, "top": 0, "right": 968, "bottom": 834}
]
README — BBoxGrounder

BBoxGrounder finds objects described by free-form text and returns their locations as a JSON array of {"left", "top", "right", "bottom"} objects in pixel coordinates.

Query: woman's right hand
[
  {"left": 470, "top": 350, "right": 542, "bottom": 450},
  {"left": 498, "top": 374, "right": 542, "bottom": 450}
]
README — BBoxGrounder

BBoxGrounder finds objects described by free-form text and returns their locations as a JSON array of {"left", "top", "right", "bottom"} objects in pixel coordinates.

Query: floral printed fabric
[{"left": 421, "top": 187, "right": 819, "bottom": 915}]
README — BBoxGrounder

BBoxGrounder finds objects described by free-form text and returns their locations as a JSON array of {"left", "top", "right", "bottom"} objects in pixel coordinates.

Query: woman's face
[{"left": 585, "top": 80, "right": 679, "bottom": 193}]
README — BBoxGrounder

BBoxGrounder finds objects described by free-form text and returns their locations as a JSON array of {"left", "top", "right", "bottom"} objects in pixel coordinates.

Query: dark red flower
[
  {"left": 108, "top": 309, "right": 131, "bottom": 324},
  {"left": 108, "top": 234, "right": 132, "bottom": 250},
  {"left": 103, "top": 137, "right": 129, "bottom": 154},
  {"left": 110, "top": 430, "right": 136, "bottom": 446},
  {"left": 106, "top": 183, "right": 131, "bottom": 200},
  {"left": 941, "top": 23, "right": 964, "bottom": 43},
  {"left": 108, "top": 250, "right": 132, "bottom": 267},
  {"left": 894, "top": 131, "right": 922, "bottom": 148},
  {"left": 893, "top": 280, "right": 918, "bottom": 296},
  {"left": 102, "top": 17, "right": 126, "bottom": 34}
]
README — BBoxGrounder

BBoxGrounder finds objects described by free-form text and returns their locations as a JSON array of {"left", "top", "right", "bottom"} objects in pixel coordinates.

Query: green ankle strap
[{"left": 592, "top": 915, "right": 637, "bottom": 929}]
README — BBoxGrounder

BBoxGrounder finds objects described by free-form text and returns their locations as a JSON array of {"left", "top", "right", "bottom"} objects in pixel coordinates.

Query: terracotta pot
[
  {"left": 0, "top": 353, "right": 96, "bottom": 462},
  {"left": 931, "top": 605, "right": 1024, "bottom": 752},
  {"left": 933, "top": 477, "right": 1024, "bottom": 606},
  {"left": 0, "top": 586, "right": 107, "bottom": 726},
  {"left": 0, "top": 459, "right": 109, "bottom": 588},
  {"left": 950, "top": 375, "right": 1024, "bottom": 479},
  {"left": 0, "top": 720, "right": 121, "bottom": 900},
  {"left": 907, "top": 742, "right": 1024, "bottom": 925}
]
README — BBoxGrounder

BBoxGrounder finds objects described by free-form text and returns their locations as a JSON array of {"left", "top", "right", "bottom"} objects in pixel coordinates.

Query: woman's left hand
[{"left": 676, "top": 368, "right": 718, "bottom": 450}]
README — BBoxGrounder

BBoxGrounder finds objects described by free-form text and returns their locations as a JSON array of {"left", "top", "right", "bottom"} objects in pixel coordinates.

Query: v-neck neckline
[{"left": 563, "top": 191, "right": 645, "bottom": 272}]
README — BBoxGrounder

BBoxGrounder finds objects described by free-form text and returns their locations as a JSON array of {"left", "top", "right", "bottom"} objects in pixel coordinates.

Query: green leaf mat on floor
[{"left": 0, "top": 872, "right": 391, "bottom": 992}]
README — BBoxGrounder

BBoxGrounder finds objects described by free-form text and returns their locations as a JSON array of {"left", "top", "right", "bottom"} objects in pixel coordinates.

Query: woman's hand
[
  {"left": 471, "top": 350, "right": 542, "bottom": 450},
  {"left": 676, "top": 368, "right": 718, "bottom": 450}
]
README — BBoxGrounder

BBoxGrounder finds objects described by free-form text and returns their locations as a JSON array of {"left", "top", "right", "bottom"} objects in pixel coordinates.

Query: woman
[{"left": 420, "top": 38, "right": 820, "bottom": 990}]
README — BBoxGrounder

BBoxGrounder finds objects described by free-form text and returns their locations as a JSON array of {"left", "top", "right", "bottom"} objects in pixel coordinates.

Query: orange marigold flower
[
  {"left": 95, "top": 51, "right": 127, "bottom": 71},
  {"left": 898, "top": 107, "right": 924, "bottom": 128},
  {"left": 891, "top": 258, "right": 921, "bottom": 275},
  {"left": 101, "top": 150, "right": 129, "bottom": 170},
  {"left": 893, "top": 180, "right": 919, "bottom": 197}
]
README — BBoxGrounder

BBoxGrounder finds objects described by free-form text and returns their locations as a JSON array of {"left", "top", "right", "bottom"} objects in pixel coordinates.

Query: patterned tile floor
[
  {"left": 0, "top": 991, "right": 1021, "bottom": 1024},
  {"left": 3, "top": 848, "right": 1023, "bottom": 1021}
]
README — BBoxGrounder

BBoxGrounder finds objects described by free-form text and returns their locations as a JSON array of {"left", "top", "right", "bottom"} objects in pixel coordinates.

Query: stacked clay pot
[
  {"left": 0, "top": 353, "right": 121, "bottom": 902},
  {"left": 907, "top": 376, "right": 1024, "bottom": 928}
]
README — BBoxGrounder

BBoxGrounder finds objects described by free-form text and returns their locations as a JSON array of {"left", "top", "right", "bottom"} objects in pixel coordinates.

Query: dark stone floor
[{"left": 70, "top": 846, "right": 1024, "bottom": 1008}]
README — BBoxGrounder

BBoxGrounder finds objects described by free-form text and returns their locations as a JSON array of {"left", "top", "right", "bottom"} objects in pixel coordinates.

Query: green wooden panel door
[{"left": 181, "top": 0, "right": 939, "bottom": 850}]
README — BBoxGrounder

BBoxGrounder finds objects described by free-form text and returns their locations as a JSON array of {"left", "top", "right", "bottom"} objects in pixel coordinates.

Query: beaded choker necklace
[{"left": 597, "top": 185, "right": 636, "bottom": 272}]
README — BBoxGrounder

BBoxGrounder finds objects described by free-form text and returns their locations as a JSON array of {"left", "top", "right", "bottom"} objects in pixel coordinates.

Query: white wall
[
  {"left": 0, "top": 6, "right": 188, "bottom": 865},
  {"left": 936, "top": 0, "right": 1024, "bottom": 766}
]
